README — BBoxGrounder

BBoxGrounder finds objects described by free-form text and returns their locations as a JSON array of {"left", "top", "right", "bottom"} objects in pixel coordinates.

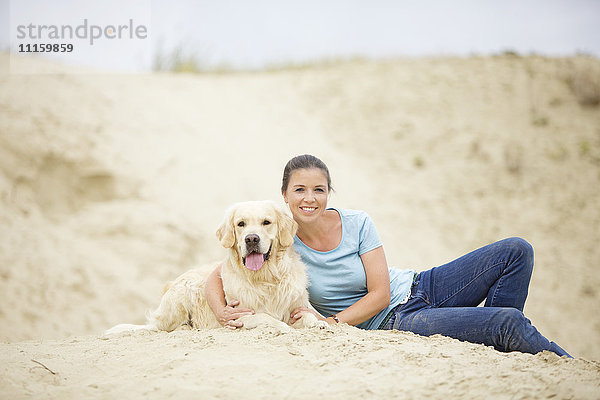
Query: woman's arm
[
  {"left": 291, "top": 246, "right": 391, "bottom": 326},
  {"left": 204, "top": 264, "right": 254, "bottom": 328},
  {"left": 333, "top": 246, "right": 391, "bottom": 325}
]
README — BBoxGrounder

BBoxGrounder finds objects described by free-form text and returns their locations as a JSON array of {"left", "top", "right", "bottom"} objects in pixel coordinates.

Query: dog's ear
[
  {"left": 216, "top": 206, "right": 236, "bottom": 248},
  {"left": 276, "top": 206, "right": 297, "bottom": 248}
]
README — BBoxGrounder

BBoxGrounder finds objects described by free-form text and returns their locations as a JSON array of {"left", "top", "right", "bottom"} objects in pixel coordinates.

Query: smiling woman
[
  {"left": 205, "top": 154, "right": 572, "bottom": 358},
  {"left": 283, "top": 168, "right": 332, "bottom": 237}
]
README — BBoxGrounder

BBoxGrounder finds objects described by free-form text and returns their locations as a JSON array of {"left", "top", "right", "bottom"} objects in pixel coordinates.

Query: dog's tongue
[{"left": 245, "top": 252, "right": 264, "bottom": 271}]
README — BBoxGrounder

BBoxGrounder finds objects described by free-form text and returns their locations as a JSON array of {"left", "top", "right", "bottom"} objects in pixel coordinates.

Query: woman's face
[{"left": 282, "top": 168, "right": 329, "bottom": 224}]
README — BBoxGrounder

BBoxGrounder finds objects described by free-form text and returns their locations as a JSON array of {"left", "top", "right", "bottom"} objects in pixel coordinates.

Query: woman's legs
[
  {"left": 386, "top": 238, "right": 571, "bottom": 357},
  {"left": 422, "top": 237, "right": 534, "bottom": 310},
  {"left": 391, "top": 301, "right": 571, "bottom": 356}
]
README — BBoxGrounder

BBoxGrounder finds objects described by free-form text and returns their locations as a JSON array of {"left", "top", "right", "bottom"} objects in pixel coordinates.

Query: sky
[{"left": 2, "top": 0, "right": 599, "bottom": 72}]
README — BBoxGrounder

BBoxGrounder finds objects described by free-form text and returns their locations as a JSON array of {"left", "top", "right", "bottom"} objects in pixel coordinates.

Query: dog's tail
[
  {"left": 104, "top": 299, "right": 177, "bottom": 335},
  {"left": 107, "top": 271, "right": 206, "bottom": 334},
  {"left": 145, "top": 284, "right": 193, "bottom": 332},
  {"left": 104, "top": 323, "right": 157, "bottom": 335}
]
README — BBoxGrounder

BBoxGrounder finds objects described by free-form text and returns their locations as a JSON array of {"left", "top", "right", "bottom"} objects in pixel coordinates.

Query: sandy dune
[
  {"left": 1, "top": 327, "right": 599, "bottom": 400},
  {"left": 1, "top": 53, "right": 599, "bottom": 398}
]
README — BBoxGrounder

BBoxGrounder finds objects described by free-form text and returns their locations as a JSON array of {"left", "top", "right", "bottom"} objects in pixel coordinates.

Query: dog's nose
[{"left": 245, "top": 234, "right": 260, "bottom": 244}]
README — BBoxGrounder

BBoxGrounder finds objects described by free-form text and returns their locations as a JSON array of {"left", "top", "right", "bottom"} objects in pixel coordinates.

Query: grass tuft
[{"left": 566, "top": 62, "right": 600, "bottom": 107}]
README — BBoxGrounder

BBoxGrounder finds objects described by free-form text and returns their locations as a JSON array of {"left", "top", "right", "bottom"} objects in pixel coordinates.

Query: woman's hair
[{"left": 281, "top": 154, "right": 333, "bottom": 193}]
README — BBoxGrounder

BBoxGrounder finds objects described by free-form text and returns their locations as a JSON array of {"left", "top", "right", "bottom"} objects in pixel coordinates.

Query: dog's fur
[{"left": 106, "top": 201, "right": 323, "bottom": 334}]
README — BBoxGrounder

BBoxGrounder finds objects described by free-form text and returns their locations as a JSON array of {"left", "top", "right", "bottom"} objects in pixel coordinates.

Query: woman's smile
[{"left": 283, "top": 167, "right": 330, "bottom": 224}]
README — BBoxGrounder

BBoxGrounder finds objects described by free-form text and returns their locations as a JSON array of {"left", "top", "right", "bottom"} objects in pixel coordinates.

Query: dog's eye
[
  {"left": 263, "top": 220, "right": 271, "bottom": 226},
  {"left": 237, "top": 221, "right": 245, "bottom": 227}
]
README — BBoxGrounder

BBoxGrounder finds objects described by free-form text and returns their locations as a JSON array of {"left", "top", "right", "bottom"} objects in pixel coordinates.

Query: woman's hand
[
  {"left": 216, "top": 299, "right": 255, "bottom": 329},
  {"left": 290, "top": 306, "right": 329, "bottom": 324},
  {"left": 205, "top": 265, "right": 254, "bottom": 329}
]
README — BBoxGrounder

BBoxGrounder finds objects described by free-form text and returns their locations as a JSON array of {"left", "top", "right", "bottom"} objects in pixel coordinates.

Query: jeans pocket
[{"left": 413, "top": 290, "right": 431, "bottom": 305}]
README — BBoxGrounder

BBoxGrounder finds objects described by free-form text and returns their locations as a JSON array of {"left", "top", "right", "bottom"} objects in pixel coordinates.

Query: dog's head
[{"left": 216, "top": 201, "right": 297, "bottom": 272}]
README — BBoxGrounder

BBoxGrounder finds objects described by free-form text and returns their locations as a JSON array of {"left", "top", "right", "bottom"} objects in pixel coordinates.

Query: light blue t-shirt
[{"left": 293, "top": 208, "right": 416, "bottom": 330}]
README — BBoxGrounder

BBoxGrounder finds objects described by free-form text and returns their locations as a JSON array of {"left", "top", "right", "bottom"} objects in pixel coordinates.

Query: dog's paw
[
  {"left": 314, "top": 320, "right": 329, "bottom": 329},
  {"left": 291, "top": 312, "right": 329, "bottom": 329},
  {"left": 269, "top": 322, "right": 293, "bottom": 335},
  {"left": 239, "top": 313, "right": 292, "bottom": 334}
]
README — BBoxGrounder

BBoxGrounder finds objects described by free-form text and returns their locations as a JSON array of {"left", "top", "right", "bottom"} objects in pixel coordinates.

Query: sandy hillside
[
  {"left": 0, "top": 53, "right": 599, "bottom": 398},
  {"left": 1, "top": 327, "right": 599, "bottom": 400}
]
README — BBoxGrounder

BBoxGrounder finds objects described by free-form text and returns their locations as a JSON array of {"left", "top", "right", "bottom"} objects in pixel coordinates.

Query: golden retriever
[{"left": 106, "top": 200, "right": 324, "bottom": 334}]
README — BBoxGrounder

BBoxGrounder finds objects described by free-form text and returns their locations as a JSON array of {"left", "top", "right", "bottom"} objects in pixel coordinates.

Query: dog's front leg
[
  {"left": 238, "top": 313, "right": 292, "bottom": 333},
  {"left": 291, "top": 312, "right": 328, "bottom": 329}
]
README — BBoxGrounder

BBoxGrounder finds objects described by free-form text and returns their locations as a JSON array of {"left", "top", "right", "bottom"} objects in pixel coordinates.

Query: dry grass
[
  {"left": 151, "top": 44, "right": 365, "bottom": 74},
  {"left": 566, "top": 59, "right": 600, "bottom": 107}
]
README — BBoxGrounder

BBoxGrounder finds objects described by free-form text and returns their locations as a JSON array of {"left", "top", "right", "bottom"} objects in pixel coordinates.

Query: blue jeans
[{"left": 382, "top": 237, "right": 571, "bottom": 357}]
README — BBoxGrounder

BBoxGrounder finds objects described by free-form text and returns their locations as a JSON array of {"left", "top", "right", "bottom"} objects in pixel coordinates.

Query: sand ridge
[{"left": 1, "top": 326, "right": 599, "bottom": 399}]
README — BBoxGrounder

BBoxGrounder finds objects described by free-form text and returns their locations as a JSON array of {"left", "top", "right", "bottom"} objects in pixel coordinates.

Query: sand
[
  {"left": 1, "top": 327, "right": 599, "bottom": 400},
  {"left": 1, "top": 53, "right": 599, "bottom": 398}
]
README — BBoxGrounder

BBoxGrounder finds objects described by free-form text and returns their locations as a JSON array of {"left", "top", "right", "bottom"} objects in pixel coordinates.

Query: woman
[{"left": 205, "top": 154, "right": 571, "bottom": 357}]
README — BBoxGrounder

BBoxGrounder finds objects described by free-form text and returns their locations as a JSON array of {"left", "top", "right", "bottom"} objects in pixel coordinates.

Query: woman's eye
[
  {"left": 263, "top": 220, "right": 271, "bottom": 225},
  {"left": 237, "top": 221, "right": 245, "bottom": 227},
  {"left": 316, "top": 188, "right": 324, "bottom": 192},
  {"left": 295, "top": 188, "right": 303, "bottom": 192}
]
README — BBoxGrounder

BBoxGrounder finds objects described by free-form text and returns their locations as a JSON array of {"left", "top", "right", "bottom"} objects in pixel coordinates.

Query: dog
[{"left": 106, "top": 200, "right": 325, "bottom": 335}]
